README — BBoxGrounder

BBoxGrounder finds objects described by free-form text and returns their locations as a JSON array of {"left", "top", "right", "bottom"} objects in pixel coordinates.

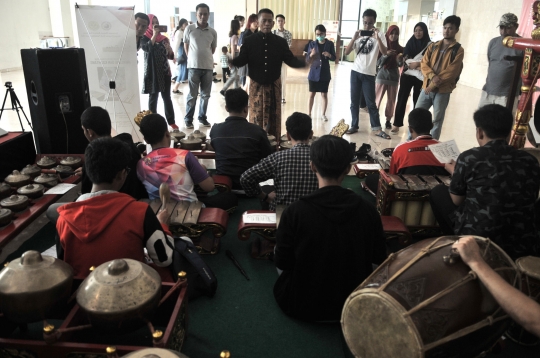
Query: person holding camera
[
  {"left": 172, "top": 18, "right": 189, "bottom": 94},
  {"left": 140, "top": 14, "right": 177, "bottom": 129},
  {"left": 345, "top": 9, "right": 390, "bottom": 139}
]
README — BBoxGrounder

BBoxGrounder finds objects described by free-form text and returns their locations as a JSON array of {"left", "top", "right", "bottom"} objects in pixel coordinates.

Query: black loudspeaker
[{"left": 21, "top": 48, "right": 90, "bottom": 154}]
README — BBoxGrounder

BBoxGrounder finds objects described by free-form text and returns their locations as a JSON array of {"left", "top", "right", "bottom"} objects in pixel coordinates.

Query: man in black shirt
[
  {"left": 274, "top": 135, "right": 386, "bottom": 322},
  {"left": 208, "top": 88, "right": 272, "bottom": 189},
  {"left": 231, "top": 8, "right": 305, "bottom": 140},
  {"left": 430, "top": 104, "right": 540, "bottom": 259},
  {"left": 77, "top": 106, "right": 148, "bottom": 200}
]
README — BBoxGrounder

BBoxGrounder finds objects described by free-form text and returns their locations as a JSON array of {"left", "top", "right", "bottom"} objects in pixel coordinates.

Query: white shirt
[
  {"left": 173, "top": 29, "right": 184, "bottom": 56},
  {"left": 352, "top": 35, "right": 387, "bottom": 76}
]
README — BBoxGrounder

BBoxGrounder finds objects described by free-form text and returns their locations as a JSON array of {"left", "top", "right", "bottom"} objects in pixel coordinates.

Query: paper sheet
[
  {"left": 44, "top": 183, "right": 77, "bottom": 195},
  {"left": 259, "top": 179, "right": 274, "bottom": 186},
  {"left": 355, "top": 164, "right": 382, "bottom": 170},
  {"left": 242, "top": 213, "right": 276, "bottom": 224},
  {"left": 428, "top": 140, "right": 461, "bottom": 164}
]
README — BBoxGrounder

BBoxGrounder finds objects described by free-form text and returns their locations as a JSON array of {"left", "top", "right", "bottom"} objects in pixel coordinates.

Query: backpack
[
  {"left": 172, "top": 236, "right": 218, "bottom": 299},
  {"left": 428, "top": 41, "right": 463, "bottom": 84}
]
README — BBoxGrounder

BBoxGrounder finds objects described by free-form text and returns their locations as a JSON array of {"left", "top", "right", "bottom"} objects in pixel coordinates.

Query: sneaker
[
  {"left": 220, "top": 90, "right": 225, "bottom": 97},
  {"left": 170, "top": 124, "right": 179, "bottom": 130},
  {"left": 185, "top": 122, "right": 194, "bottom": 129},
  {"left": 385, "top": 120, "right": 391, "bottom": 129},
  {"left": 199, "top": 118, "right": 211, "bottom": 127},
  {"left": 322, "top": 115, "right": 328, "bottom": 122},
  {"left": 346, "top": 128, "right": 358, "bottom": 134}
]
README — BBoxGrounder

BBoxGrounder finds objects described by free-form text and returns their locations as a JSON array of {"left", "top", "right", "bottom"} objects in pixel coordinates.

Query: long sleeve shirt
[{"left": 231, "top": 31, "right": 305, "bottom": 85}]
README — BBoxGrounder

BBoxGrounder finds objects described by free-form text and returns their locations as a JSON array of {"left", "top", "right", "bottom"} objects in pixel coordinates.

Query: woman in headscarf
[
  {"left": 392, "top": 22, "right": 431, "bottom": 133},
  {"left": 375, "top": 25, "right": 404, "bottom": 131},
  {"left": 172, "top": 18, "right": 189, "bottom": 94},
  {"left": 140, "top": 14, "right": 177, "bottom": 129}
]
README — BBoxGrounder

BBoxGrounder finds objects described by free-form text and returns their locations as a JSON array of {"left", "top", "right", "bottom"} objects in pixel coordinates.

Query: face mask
[{"left": 316, "top": 36, "right": 325, "bottom": 41}]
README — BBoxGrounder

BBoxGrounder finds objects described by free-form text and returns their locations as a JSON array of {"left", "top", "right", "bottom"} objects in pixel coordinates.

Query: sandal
[
  {"left": 391, "top": 126, "right": 400, "bottom": 134},
  {"left": 374, "top": 130, "right": 391, "bottom": 140}
]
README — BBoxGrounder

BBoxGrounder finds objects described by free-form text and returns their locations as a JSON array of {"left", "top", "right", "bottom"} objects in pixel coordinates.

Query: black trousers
[
  {"left": 365, "top": 174, "right": 380, "bottom": 194},
  {"left": 199, "top": 191, "right": 238, "bottom": 212},
  {"left": 222, "top": 68, "right": 230, "bottom": 82},
  {"left": 149, "top": 76, "right": 175, "bottom": 125},
  {"left": 429, "top": 184, "right": 457, "bottom": 235},
  {"left": 394, "top": 75, "right": 423, "bottom": 127}
]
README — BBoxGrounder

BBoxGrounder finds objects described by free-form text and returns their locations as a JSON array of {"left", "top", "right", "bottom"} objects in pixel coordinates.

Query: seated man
[
  {"left": 208, "top": 88, "right": 272, "bottom": 189},
  {"left": 240, "top": 112, "right": 318, "bottom": 210},
  {"left": 430, "top": 104, "right": 540, "bottom": 259},
  {"left": 137, "top": 113, "right": 237, "bottom": 211},
  {"left": 365, "top": 108, "right": 447, "bottom": 193},
  {"left": 56, "top": 137, "right": 174, "bottom": 279},
  {"left": 273, "top": 135, "right": 387, "bottom": 322},
  {"left": 79, "top": 106, "right": 148, "bottom": 200}
]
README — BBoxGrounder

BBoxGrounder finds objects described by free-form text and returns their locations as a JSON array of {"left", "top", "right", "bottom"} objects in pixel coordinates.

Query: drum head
[
  {"left": 342, "top": 290, "right": 423, "bottom": 358},
  {"left": 516, "top": 256, "right": 540, "bottom": 281}
]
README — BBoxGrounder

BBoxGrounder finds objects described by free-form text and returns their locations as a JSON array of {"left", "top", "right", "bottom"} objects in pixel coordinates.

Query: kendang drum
[
  {"left": 342, "top": 236, "right": 519, "bottom": 358},
  {"left": 377, "top": 171, "right": 451, "bottom": 234},
  {"left": 505, "top": 256, "right": 540, "bottom": 346}
]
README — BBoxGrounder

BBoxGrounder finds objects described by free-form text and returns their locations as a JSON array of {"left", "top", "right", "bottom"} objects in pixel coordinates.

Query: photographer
[{"left": 345, "top": 9, "right": 390, "bottom": 139}]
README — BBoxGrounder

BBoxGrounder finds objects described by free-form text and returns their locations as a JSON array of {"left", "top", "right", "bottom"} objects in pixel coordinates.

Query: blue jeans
[
  {"left": 185, "top": 69, "right": 213, "bottom": 123},
  {"left": 350, "top": 70, "right": 381, "bottom": 131},
  {"left": 415, "top": 90, "right": 451, "bottom": 140}
]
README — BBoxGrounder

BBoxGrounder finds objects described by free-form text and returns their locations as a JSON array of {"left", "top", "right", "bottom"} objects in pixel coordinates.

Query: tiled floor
[{"left": 0, "top": 61, "right": 482, "bottom": 155}]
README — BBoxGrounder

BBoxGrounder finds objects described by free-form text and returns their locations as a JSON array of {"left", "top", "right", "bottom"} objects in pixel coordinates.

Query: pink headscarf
[
  {"left": 384, "top": 25, "right": 403, "bottom": 69},
  {"left": 144, "top": 14, "right": 167, "bottom": 42}
]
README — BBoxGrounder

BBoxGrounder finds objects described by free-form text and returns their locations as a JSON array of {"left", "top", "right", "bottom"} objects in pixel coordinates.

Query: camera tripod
[{"left": 0, "top": 82, "right": 33, "bottom": 132}]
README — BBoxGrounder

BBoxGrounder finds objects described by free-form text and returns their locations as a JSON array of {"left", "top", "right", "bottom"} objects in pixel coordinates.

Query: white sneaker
[{"left": 322, "top": 115, "right": 328, "bottom": 122}]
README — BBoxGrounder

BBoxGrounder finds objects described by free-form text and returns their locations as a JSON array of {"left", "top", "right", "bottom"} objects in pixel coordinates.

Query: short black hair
[
  {"left": 139, "top": 113, "right": 168, "bottom": 145},
  {"left": 276, "top": 14, "right": 285, "bottom": 21},
  {"left": 222, "top": 46, "right": 228, "bottom": 52},
  {"left": 315, "top": 24, "right": 326, "bottom": 33},
  {"left": 363, "top": 9, "right": 377, "bottom": 20},
  {"left": 408, "top": 108, "right": 433, "bottom": 135},
  {"left": 135, "top": 12, "right": 150, "bottom": 24},
  {"left": 443, "top": 15, "right": 461, "bottom": 29},
  {"left": 258, "top": 8, "right": 274, "bottom": 18},
  {"left": 225, "top": 88, "right": 249, "bottom": 113},
  {"left": 285, "top": 112, "right": 312, "bottom": 141},
  {"left": 310, "top": 135, "right": 352, "bottom": 179},
  {"left": 81, "top": 106, "right": 111, "bottom": 136},
  {"left": 474, "top": 104, "right": 513, "bottom": 139},
  {"left": 85, "top": 137, "right": 130, "bottom": 184},
  {"left": 196, "top": 3, "right": 210, "bottom": 12}
]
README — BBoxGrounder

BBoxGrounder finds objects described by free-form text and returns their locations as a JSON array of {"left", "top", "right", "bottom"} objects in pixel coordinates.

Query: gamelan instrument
[
  {"left": 505, "top": 255, "right": 540, "bottom": 346},
  {"left": 342, "top": 236, "right": 519, "bottom": 358},
  {"left": 0, "top": 252, "right": 188, "bottom": 356},
  {"left": 377, "top": 171, "right": 451, "bottom": 235}
]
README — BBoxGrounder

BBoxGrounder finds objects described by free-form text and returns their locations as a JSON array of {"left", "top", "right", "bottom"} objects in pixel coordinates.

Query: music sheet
[
  {"left": 242, "top": 213, "right": 276, "bottom": 224},
  {"left": 428, "top": 140, "right": 461, "bottom": 164}
]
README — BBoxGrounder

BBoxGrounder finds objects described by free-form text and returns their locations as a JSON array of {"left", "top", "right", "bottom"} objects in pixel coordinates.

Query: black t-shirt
[
  {"left": 450, "top": 139, "right": 540, "bottom": 258},
  {"left": 209, "top": 116, "right": 272, "bottom": 187}
]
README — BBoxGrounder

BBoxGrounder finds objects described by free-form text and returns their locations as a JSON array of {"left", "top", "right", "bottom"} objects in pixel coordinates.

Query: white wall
[
  {"left": 455, "top": 0, "right": 522, "bottom": 90},
  {"left": 1, "top": 0, "right": 53, "bottom": 71}
]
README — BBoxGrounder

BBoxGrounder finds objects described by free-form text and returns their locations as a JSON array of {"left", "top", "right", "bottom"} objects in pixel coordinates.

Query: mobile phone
[
  {"left": 157, "top": 25, "right": 167, "bottom": 32},
  {"left": 360, "top": 30, "right": 374, "bottom": 37}
]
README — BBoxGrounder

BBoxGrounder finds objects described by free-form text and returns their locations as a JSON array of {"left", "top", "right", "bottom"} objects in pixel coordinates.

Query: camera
[{"left": 5, "top": 82, "right": 12, "bottom": 88}]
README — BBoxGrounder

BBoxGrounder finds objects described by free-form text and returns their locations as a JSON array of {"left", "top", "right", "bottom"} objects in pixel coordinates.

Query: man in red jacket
[{"left": 56, "top": 137, "right": 175, "bottom": 279}]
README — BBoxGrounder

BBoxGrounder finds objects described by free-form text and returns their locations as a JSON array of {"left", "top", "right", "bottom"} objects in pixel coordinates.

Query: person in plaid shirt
[
  {"left": 240, "top": 112, "right": 318, "bottom": 211},
  {"left": 272, "top": 14, "right": 292, "bottom": 103}
]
